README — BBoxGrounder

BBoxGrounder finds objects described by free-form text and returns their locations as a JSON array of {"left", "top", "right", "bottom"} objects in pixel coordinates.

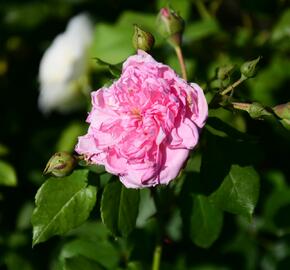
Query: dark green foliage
[{"left": 101, "top": 181, "right": 140, "bottom": 237}]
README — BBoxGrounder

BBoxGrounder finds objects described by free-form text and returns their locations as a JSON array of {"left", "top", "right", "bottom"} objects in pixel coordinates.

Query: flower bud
[
  {"left": 273, "top": 102, "right": 290, "bottom": 120},
  {"left": 240, "top": 57, "right": 261, "bottom": 79},
  {"left": 156, "top": 7, "right": 185, "bottom": 47},
  {"left": 132, "top": 24, "right": 155, "bottom": 52},
  {"left": 273, "top": 103, "right": 290, "bottom": 130},
  {"left": 248, "top": 102, "right": 271, "bottom": 119},
  {"left": 43, "top": 152, "right": 77, "bottom": 177}
]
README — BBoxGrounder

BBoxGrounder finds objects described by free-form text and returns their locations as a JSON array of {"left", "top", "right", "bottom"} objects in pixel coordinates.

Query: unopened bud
[
  {"left": 43, "top": 152, "right": 77, "bottom": 177},
  {"left": 273, "top": 102, "right": 290, "bottom": 120},
  {"left": 240, "top": 57, "right": 261, "bottom": 79},
  {"left": 156, "top": 7, "right": 185, "bottom": 47},
  {"left": 132, "top": 24, "right": 155, "bottom": 52},
  {"left": 280, "top": 119, "right": 290, "bottom": 130},
  {"left": 248, "top": 102, "right": 271, "bottom": 119},
  {"left": 273, "top": 103, "right": 290, "bottom": 130}
]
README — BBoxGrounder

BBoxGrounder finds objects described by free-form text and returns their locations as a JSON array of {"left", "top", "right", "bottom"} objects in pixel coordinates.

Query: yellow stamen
[
  {"left": 131, "top": 107, "right": 141, "bottom": 116},
  {"left": 187, "top": 93, "right": 192, "bottom": 105}
]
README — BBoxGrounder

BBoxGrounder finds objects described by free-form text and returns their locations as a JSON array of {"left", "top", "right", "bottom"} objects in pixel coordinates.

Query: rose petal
[
  {"left": 158, "top": 148, "right": 189, "bottom": 185},
  {"left": 190, "top": 83, "right": 208, "bottom": 128}
]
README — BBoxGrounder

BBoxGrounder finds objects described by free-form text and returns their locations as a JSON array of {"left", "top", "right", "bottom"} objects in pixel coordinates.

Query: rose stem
[
  {"left": 152, "top": 244, "right": 162, "bottom": 270},
  {"left": 151, "top": 188, "right": 163, "bottom": 270},
  {"left": 220, "top": 77, "right": 246, "bottom": 96},
  {"left": 231, "top": 102, "right": 251, "bottom": 111},
  {"left": 174, "top": 45, "right": 188, "bottom": 81}
]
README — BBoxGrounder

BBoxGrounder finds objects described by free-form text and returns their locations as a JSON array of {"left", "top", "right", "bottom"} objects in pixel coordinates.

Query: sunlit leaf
[
  {"left": 32, "top": 170, "right": 97, "bottom": 246},
  {"left": 210, "top": 165, "right": 260, "bottom": 219}
]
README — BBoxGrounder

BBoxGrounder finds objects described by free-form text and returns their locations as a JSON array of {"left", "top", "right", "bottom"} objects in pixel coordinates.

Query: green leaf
[
  {"left": 184, "top": 19, "right": 220, "bottom": 42},
  {"left": 60, "top": 238, "right": 119, "bottom": 269},
  {"left": 94, "top": 58, "right": 122, "bottom": 77},
  {"left": 91, "top": 23, "right": 133, "bottom": 64},
  {"left": 63, "top": 256, "right": 103, "bottom": 270},
  {"left": 136, "top": 188, "right": 156, "bottom": 227},
  {"left": 32, "top": 170, "right": 97, "bottom": 246},
  {"left": 101, "top": 181, "right": 140, "bottom": 237},
  {"left": 190, "top": 195, "right": 223, "bottom": 248},
  {"left": 0, "top": 160, "right": 17, "bottom": 186},
  {"left": 67, "top": 221, "right": 110, "bottom": 242},
  {"left": 210, "top": 165, "right": 260, "bottom": 219}
]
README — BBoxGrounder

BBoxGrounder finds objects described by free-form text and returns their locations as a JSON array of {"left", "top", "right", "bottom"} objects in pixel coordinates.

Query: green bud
[
  {"left": 273, "top": 103, "right": 290, "bottom": 130},
  {"left": 156, "top": 7, "right": 185, "bottom": 47},
  {"left": 43, "top": 152, "right": 77, "bottom": 177},
  {"left": 273, "top": 102, "right": 290, "bottom": 120},
  {"left": 240, "top": 57, "right": 261, "bottom": 79},
  {"left": 132, "top": 24, "right": 155, "bottom": 52},
  {"left": 280, "top": 119, "right": 290, "bottom": 130},
  {"left": 217, "top": 64, "right": 235, "bottom": 80},
  {"left": 248, "top": 102, "right": 271, "bottom": 119}
]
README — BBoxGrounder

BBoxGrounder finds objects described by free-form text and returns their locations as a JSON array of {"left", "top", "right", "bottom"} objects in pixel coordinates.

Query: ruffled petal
[
  {"left": 158, "top": 148, "right": 189, "bottom": 185},
  {"left": 190, "top": 83, "right": 208, "bottom": 128}
]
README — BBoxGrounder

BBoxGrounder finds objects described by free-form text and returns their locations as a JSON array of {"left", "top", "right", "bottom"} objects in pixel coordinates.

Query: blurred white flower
[{"left": 38, "top": 13, "right": 93, "bottom": 113}]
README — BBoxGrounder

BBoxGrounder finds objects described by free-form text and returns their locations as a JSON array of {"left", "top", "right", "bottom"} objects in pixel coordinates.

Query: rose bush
[{"left": 76, "top": 50, "right": 208, "bottom": 188}]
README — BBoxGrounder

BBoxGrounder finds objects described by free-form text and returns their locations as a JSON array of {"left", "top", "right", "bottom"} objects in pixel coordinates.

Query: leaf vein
[{"left": 34, "top": 186, "right": 86, "bottom": 244}]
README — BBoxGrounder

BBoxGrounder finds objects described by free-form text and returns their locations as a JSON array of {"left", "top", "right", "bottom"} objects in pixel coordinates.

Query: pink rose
[{"left": 76, "top": 50, "right": 208, "bottom": 188}]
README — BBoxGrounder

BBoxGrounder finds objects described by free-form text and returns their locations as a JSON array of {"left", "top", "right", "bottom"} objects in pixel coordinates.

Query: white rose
[{"left": 38, "top": 13, "right": 93, "bottom": 113}]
